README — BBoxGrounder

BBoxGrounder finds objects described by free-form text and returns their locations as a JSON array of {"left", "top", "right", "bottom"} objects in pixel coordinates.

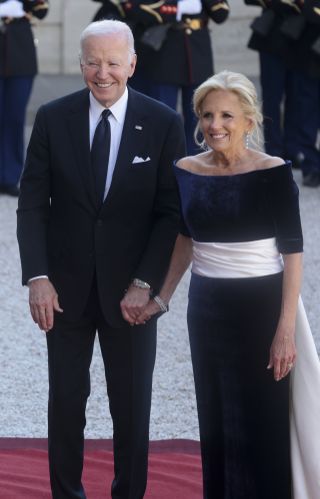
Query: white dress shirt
[{"left": 89, "top": 87, "right": 128, "bottom": 199}]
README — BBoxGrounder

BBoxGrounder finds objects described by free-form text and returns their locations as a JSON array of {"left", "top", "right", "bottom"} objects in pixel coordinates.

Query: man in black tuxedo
[{"left": 17, "top": 19, "right": 186, "bottom": 499}]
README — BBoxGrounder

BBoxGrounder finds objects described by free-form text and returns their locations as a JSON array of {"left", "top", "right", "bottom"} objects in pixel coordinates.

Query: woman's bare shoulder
[
  {"left": 176, "top": 152, "right": 209, "bottom": 172},
  {"left": 249, "top": 151, "right": 285, "bottom": 170}
]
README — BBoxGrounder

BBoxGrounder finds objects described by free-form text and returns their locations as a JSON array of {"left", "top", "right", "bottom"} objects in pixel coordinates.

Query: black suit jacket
[{"left": 17, "top": 87, "right": 186, "bottom": 327}]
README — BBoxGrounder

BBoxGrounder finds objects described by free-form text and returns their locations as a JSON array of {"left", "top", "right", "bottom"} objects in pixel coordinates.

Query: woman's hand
[
  {"left": 120, "top": 286, "right": 151, "bottom": 325},
  {"left": 268, "top": 253, "right": 302, "bottom": 381},
  {"left": 134, "top": 299, "right": 162, "bottom": 325},
  {"left": 268, "top": 324, "right": 297, "bottom": 381}
]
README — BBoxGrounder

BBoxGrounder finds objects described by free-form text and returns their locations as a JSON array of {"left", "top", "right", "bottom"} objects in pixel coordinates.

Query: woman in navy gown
[{"left": 136, "top": 70, "right": 304, "bottom": 498}]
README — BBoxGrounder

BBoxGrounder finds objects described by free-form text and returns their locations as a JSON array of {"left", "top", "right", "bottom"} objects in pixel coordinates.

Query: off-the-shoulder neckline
[{"left": 174, "top": 160, "right": 291, "bottom": 178}]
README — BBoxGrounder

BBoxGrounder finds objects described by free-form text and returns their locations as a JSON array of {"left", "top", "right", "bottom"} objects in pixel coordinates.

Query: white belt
[{"left": 192, "top": 237, "right": 283, "bottom": 278}]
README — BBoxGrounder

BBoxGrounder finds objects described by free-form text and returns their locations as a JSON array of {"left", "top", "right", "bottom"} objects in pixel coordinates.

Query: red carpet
[{"left": 0, "top": 439, "right": 202, "bottom": 498}]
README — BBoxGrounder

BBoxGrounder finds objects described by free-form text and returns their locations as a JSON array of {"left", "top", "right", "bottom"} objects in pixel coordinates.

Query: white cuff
[
  {"left": 0, "top": 0, "right": 25, "bottom": 18},
  {"left": 27, "top": 275, "right": 49, "bottom": 285},
  {"left": 176, "top": 0, "right": 202, "bottom": 22}
]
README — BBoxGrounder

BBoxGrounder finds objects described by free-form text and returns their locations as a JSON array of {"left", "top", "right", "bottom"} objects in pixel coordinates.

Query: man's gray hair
[{"left": 79, "top": 20, "right": 135, "bottom": 62}]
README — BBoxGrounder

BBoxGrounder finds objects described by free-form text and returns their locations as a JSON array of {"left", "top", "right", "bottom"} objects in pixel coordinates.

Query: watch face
[{"left": 133, "top": 279, "right": 150, "bottom": 289}]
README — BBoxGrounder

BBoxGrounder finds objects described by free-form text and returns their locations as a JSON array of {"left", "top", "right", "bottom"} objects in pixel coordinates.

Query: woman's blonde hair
[{"left": 193, "top": 70, "right": 263, "bottom": 150}]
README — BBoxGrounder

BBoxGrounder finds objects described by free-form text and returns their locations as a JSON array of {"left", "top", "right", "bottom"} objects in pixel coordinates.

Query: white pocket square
[{"left": 132, "top": 156, "right": 151, "bottom": 164}]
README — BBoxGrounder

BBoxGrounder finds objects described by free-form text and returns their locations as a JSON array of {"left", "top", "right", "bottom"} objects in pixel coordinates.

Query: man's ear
[
  {"left": 128, "top": 54, "right": 137, "bottom": 78},
  {"left": 79, "top": 58, "right": 84, "bottom": 75}
]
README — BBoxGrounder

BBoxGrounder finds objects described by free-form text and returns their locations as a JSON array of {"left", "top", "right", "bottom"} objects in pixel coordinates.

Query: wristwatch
[{"left": 132, "top": 278, "right": 151, "bottom": 290}]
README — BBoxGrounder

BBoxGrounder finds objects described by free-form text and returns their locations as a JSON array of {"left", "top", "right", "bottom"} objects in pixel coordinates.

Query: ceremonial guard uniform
[
  {"left": 92, "top": 0, "right": 229, "bottom": 154},
  {"left": 0, "top": 0, "right": 49, "bottom": 195},
  {"left": 292, "top": 0, "right": 320, "bottom": 186},
  {"left": 245, "top": 0, "right": 320, "bottom": 187}
]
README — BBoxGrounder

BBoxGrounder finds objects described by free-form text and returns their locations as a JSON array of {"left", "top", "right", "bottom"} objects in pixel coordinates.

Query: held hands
[
  {"left": 120, "top": 285, "right": 151, "bottom": 326},
  {"left": 268, "top": 323, "right": 297, "bottom": 381},
  {"left": 134, "top": 298, "right": 162, "bottom": 324},
  {"left": 120, "top": 287, "right": 165, "bottom": 326},
  {"left": 28, "top": 278, "right": 63, "bottom": 332}
]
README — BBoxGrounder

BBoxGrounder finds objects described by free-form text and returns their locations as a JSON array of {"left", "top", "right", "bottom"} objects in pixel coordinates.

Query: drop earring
[{"left": 245, "top": 131, "right": 250, "bottom": 149}]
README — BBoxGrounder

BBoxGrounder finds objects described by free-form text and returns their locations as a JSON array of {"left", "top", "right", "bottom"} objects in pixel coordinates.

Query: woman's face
[{"left": 199, "top": 89, "right": 252, "bottom": 154}]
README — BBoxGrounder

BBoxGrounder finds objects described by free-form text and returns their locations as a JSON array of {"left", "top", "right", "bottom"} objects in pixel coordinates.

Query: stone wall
[{"left": 33, "top": 0, "right": 97, "bottom": 73}]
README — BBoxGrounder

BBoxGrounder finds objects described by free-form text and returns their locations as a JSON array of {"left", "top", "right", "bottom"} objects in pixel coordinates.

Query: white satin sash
[
  {"left": 192, "top": 237, "right": 283, "bottom": 278},
  {"left": 191, "top": 237, "right": 320, "bottom": 499},
  {"left": 290, "top": 300, "right": 320, "bottom": 498}
]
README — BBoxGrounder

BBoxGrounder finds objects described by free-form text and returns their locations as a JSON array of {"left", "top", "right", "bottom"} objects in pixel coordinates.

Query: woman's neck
[{"left": 210, "top": 147, "right": 249, "bottom": 171}]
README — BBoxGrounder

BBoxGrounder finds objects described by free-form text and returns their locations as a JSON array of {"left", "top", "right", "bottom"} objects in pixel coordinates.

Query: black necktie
[{"left": 91, "top": 109, "right": 111, "bottom": 204}]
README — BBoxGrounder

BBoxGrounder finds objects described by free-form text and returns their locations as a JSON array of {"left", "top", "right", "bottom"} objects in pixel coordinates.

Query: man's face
[{"left": 81, "top": 33, "right": 136, "bottom": 107}]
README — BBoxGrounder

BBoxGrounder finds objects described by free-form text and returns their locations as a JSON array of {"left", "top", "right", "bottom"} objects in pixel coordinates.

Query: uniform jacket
[
  {"left": 244, "top": 0, "right": 301, "bottom": 60},
  {"left": 17, "top": 87, "right": 186, "bottom": 327},
  {"left": 92, "top": 0, "right": 229, "bottom": 85},
  {"left": 0, "top": 0, "right": 49, "bottom": 77},
  {"left": 295, "top": 0, "right": 320, "bottom": 79},
  {"left": 245, "top": 0, "right": 320, "bottom": 78}
]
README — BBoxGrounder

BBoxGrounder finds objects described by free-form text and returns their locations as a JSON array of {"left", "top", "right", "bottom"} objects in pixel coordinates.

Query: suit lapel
[
  {"left": 101, "top": 88, "right": 147, "bottom": 210},
  {"left": 66, "top": 89, "right": 98, "bottom": 211}
]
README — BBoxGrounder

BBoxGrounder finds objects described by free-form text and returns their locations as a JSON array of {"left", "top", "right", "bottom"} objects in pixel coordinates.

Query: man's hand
[
  {"left": 120, "top": 285, "right": 150, "bottom": 325},
  {"left": 134, "top": 298, "right": 161, "bottom": 324},
  {"left": 28, "top": 278, "right": 63, "bottom": 332}
]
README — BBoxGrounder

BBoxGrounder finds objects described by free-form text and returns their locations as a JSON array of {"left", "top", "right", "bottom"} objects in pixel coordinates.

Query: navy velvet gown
[{"left": 174, "top": 162, "right": 303, "bottom": 499}]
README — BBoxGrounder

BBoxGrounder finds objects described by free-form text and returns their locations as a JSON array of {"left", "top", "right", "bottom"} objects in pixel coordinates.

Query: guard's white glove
[
  {"left": 176, "top": 0, "right": 202, "bottom": 21},
  {"left": 0, "top": 0, "right": 25, "bottom": 18}
]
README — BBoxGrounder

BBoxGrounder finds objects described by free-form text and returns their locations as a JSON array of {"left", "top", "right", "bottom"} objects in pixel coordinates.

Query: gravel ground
[{"left": 0, "top": 170, "right": 319, "bottom": 440}]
